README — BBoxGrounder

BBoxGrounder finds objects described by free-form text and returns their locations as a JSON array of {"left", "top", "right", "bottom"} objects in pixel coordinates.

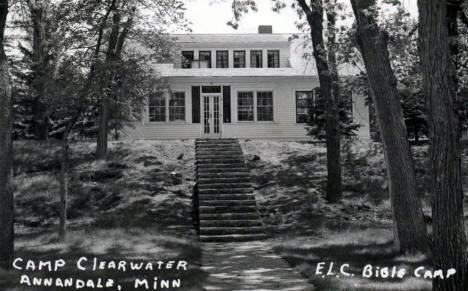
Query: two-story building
[{"left": 123, "top": 26, "right": 370, "bottom": 140}]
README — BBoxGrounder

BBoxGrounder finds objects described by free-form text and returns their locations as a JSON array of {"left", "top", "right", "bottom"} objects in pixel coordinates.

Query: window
[
  {"left": 257, "top": 91, "right": 273, "bottom": 121},
  {"left": 216, "top": 50, "right": 229, "bottom": 68},
  {"left": 250, "top": 50, "right": 263, "bottom": 68},
  {"left": 169, "top": 92, "right": 185, "bottom": 121},
  {"left": 199, "top": 51, "right": 211, "bottom": 68},
  {"left": 149, "top": 92, "right": 166, "bottom": 122},
  {"left": 267, "top": 50, "right": 280, "bottom": 68},
  {"left": 181, "top": 51, "right": 194, "bottom": 69},
  {"left": 202, "top": 86, "right": 222, "bottom": 93},
  {"left": 237, "top": 92, "right": 254, "bottom": 121},
  {"left": 296, "top": 91, "right": 314, "bottom": 123},
  {"left": 233, "top": 51, "right": 246, "bottom": 68}
]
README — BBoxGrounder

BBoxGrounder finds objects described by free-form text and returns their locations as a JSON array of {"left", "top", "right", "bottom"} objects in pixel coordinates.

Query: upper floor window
[
  {"left": 149, "top": 92, "right": 166, "bottom": 122},
  {"left": 181, "top": 51, "right": 194, "bottom": 69},
  {"left": 296, "top": 91, "right": 314, "bottom": 123},
  {"left": 233, "top": 51, "right": 246, "bottom": 68},
  {"left": 199, "top": 51, "right": 212, "bottom": 68},
  {"left": 250, "top": 50, "right": 263, "bottom": 68},
  {"left": 216, "top": 50, "right": 229, "bottom": 68},
  {"left": 268, "top": 50, "right": 280, "bottom": 68}
]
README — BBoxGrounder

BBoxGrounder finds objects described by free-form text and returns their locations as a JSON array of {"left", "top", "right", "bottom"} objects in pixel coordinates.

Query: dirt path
[{"left": 200, "top": 241, "right": 314, "bottom": 291}]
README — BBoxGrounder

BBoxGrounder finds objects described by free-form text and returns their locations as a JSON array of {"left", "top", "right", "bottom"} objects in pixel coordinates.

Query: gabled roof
[{"left": 172, "top": 33, "right": 291, "bottom": 44}]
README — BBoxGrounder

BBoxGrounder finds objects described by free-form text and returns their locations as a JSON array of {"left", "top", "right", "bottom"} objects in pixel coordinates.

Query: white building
[{"left": 124, "top": 26, "right": 370, "bottom": 140}]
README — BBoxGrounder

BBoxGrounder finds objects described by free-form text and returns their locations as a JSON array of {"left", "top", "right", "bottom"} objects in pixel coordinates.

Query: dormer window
[
  {"left": 234, "top": 51, "right": 246, "bottom": 68},
  {"left": 250, "top": 50, "right": 263, "bottom": 68},
  {"left": 181, "top": 51, "right": 194, "bottom": 69},
  {"left": 216, "top": 51, "right": 229, "bottom": 68},
  {"left": 268, "top": 50, "right": 280, "bottom": 68}
]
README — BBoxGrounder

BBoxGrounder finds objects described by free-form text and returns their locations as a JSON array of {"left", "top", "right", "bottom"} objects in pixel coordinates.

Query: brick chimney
[{"left": 258, "top": 25, "right": 273, "bottom": 34}]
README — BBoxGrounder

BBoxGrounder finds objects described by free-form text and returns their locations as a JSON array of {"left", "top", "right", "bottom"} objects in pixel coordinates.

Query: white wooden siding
[{"left": 123, "top": 76, "right": 371, "bottom": 140}]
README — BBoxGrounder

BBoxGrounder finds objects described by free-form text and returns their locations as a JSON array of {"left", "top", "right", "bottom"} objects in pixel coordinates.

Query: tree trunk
[
  {"left": 96, "top": 11, "right": 121, "bottom": 160},
  {"left": 58, "top": 135, "right": 69, "bottom": 240},
  {"left": 297, "top": 0, "right": 342, "bottom": 202},
  {"left": 325, "top": 1, "right": 342, "bottom": 203},
  {"left": 0, "top": 0, "right": 13, "bottom": 270},
  {"left": 418, "top": 1, "right": 466, "bottom": 290},
  {"left": 350, "top": 0, "right": 429, "bottom": 253},
  {"left": 28, "top": 0, "right": 49, "bottom": 140}
]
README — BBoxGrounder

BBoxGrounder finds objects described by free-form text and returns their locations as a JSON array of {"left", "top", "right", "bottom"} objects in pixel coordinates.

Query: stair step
[
  {"left": 200, "top": 226, "right": 265, "bottom": 235},
  {"left": 198, "top": 172, "right": 249, "bottom": 178},
  {"left": 198, "top": 188, "right": 253, "bottom": 194},
  {"left": 200, "top": 233, "right": 268, "bottom": 242},
  {"left": 198, "top": 167, "right": 247, "bottom": 173},
  {"left": 199, "top": 182, "right": 251, "bottom": 188},
  {"left": 197, "top": 159, "right": 245, "bottom": 164},
  {"left": 200, "top": 219, "right": 262, "bottom": 227},
  {"left": 196, "top": 150, "right": 242, "bottom": 154},
  {"left": 200, "top": 213, "right": 259, "bottom": 220},
  {"left": 199, "top": 199, "right": 257, "bottom": 206},
  {"left": 198, "top": 193, "right": 256, "bottom": 200},
  {"left": 196, "top": 141, "right": 237, "bottom": 145},
  {"left": 200, "top": 205, "right": 258, "bottom": 213},
  {"left": 200, "top": 226, "right": 264, "bottom": 235},
  {"left": 197, "top": 168, "right": 248, "bottom": 174},
  {"left": 199, "top": 178, "right": 251, "bottom": 184}
]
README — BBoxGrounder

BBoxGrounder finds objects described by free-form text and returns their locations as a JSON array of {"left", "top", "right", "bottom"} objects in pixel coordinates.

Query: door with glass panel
[{"left": 202, "top": 94, "right": 223, "bottom": 138}]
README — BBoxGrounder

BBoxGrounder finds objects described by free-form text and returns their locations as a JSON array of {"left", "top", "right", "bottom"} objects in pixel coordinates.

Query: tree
[
  {"left": 96, "top": 2, "right": 135, "bottom": 159},
  {"left": 94, "top": 0, "right": 188, "bottom": 159},
  {"left": 418, "top": 0, "right": 466, "bottom": 289},
  {"left": 0, "top": 0, "right": 13, "bottom": 269},
  {"left": 350, "top": 0, "right": 429, "bottom": 253},
  {"left": 228, "top": 0, "right": 344, "bottom": 202},
  {"left": 296, "top": 0, "right": 342, "bottom": 202},
  {"left": 26, "top": 0, "right": 50, "bottom": 140}
]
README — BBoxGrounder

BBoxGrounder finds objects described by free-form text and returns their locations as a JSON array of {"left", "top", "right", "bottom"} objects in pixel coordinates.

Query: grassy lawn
[
  {"left": 2, "top": 140, "right": 205, "bottom": 291},
  {"left": 242, "top": 139, "right": 468, "bottom": 291},
  {"left": 4, "top": 138, "right": 467, "bottom": 290}
]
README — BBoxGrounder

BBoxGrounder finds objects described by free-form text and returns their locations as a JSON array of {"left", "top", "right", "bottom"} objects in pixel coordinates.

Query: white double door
[{"left": 202, "top": 94, "right": 223, "bottom": 138}]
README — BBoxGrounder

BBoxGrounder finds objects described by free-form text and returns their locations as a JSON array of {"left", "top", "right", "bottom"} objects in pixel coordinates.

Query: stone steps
[{"left": 195, "top": 138, "right": 266, "bottom": 242}]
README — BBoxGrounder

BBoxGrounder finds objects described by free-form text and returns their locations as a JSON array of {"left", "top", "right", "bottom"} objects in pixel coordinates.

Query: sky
[{"left": 179, "top": 0, "right": 419, "bottom": 34}]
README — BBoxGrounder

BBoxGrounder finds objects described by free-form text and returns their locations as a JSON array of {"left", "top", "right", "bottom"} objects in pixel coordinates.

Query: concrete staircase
[{"left": 195, "top": 139, "right": 267, "bottom": 242}]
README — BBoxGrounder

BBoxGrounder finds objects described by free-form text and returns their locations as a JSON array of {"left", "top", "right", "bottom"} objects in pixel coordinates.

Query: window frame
[
  {"left": 267, "top": 50, "right": 280, "bottom": 68},
  {"left": 233, "top": 50, "right": 246, "bottom": 68},
  {"left": 237, "top": 91, "right": 255, "bottom": 122},
  {"left": 236, "top": 89, "right": 275, "bottom": 123},
  {"left": 216, "top": 50, "right": 229, "bottom": 68},
  {"left": 250, "top": 50, "right": 263, "bottom": 68},
  {"left": 181, "top": 51, "right": 194, "bottom": 69},
  {"left": 169, "top": 92, "right": 186, "bottom": 122},
  {"left": 295, "top": 90, "right": 314, "bottom": 124},
  {"left": 148, "top": 90, "right": 187, "bottom": 123},
  {"left": 198, "top": 50, "right": 212, "bottom": 68},
  {"left": 148, "top": 91, "right": 166, "bottom": 122},
  {"left": 256, "top": 91, "right": 274, "bottom": 122}
]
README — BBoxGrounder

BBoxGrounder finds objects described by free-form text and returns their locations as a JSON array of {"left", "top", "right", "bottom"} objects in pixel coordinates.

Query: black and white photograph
[{"left": 0, "top": 0, "right": 467, "bottom": 290}]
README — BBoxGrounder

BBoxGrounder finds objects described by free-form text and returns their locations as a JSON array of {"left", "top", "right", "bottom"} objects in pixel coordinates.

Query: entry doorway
[{"left": 202, "top": 94, "right": 223, "bottom": 138}]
